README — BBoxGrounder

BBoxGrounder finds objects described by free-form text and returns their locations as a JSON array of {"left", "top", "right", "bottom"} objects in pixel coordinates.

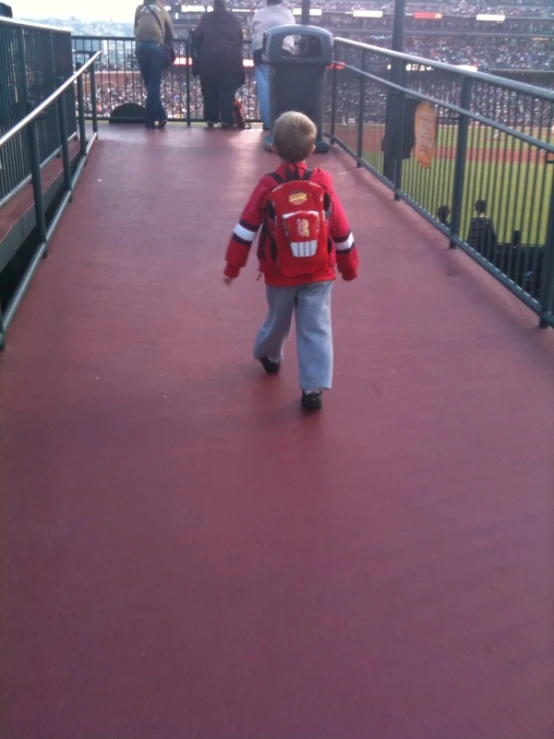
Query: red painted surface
[{"left": 1, "top": 125, "right": 553, "bottom": 739}]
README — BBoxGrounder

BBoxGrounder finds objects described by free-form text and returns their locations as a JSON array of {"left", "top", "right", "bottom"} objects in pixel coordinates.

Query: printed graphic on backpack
[{"left": 282, "top": 211, "right": 321, "bottom": 257}]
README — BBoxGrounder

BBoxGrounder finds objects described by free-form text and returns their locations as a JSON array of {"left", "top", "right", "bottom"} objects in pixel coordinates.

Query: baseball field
[{"left": 334, "top": 121, "right": 553, "bottom": 245}]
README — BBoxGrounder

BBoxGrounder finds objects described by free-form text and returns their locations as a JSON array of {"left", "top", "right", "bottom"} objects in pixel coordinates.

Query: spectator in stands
[
  {"left": 134, "top": 0, "right": 174, "bottom": 129},
  {"left": 251, "top": 0, "right": 295, "bottom": 130},
  {"left": 437, "top": 204, "right": 450, "bottom": 228},
  {"left": 467, "top": 199, "right": 497, "bottom": 253},
  {"left": 194, "top": 0, "right": 244, "bottom": 128}
]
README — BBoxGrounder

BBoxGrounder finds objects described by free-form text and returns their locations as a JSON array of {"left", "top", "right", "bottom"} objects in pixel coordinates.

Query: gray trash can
[{"left": 263, "top": 25, "right": 332, "bottom": 154}]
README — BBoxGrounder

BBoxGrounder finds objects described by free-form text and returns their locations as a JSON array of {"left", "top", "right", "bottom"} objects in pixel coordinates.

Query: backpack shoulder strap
[
  {"left": 268, "top": 172, "right": 284, "bottom": 185},
  {"left": 302, "top": 169, "right": 313, "bottom": 180},
  {"left": 146, "top": 4, "right": 165, "bottom": 37}
]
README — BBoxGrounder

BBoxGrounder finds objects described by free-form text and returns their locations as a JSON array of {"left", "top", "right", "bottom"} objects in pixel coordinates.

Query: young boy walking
[{"left": 224, "top": 111, "right": 359, "bottom": 411}]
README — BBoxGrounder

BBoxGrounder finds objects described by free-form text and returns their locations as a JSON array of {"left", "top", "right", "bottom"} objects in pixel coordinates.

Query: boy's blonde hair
[{"left": 272, "top": 111, "right": 317, "bottom": 163}]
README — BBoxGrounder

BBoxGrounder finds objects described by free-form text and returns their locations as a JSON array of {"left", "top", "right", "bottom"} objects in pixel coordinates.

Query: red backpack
[{"left": 264, "top": 169, "right": 332, "bottom": 278}]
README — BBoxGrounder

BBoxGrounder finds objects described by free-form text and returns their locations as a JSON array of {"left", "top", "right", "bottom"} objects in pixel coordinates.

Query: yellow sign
[{"left": 414, "top": 102, "right": 437, "bottom": 168}]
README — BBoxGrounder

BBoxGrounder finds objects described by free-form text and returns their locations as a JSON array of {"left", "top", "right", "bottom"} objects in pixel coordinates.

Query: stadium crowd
[
  {"left": 210, "top": 0, "right": 552, "bottom": 15},
  {"left": 81, "top": 0, "right": 554, "bottom": 122},
  {"left": 86, "top": 75, "right": 260, "bottom": 120},
  {"left": 401, "top": 37, "right": 554, "bottom": 70},
  {"left": 86, "top": 64, "right": 553, "bottom": 127}
]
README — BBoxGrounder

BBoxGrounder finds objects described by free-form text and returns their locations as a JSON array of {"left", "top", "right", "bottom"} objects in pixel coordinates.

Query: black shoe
[
  {"left": 301, "top": 391, "right": 323, "bottom": 412},
  {"left": 260, "top": 356, "right": 280, "bottom": 375},
  {"left": 158, "top": 118, "right": 168, "bottom": 129},
  {"left": 219, "top": 122, "right": 233, "bottom": 129}
]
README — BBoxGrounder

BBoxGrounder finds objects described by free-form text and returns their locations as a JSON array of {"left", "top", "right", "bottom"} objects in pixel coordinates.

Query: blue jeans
[
  {"left": 255, "top": 63, "right": 270, "bottom": 130},
  {"left": 254, "top": 282, "right": 334, "bottom": 391},
  {"left": 136, "top": 41, "right": 167, "bottom": 127}
]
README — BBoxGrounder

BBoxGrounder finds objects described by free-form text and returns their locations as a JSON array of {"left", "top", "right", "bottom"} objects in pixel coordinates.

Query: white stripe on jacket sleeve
[
  {"left": 233, "top": 223, "right": 258, "bottom": 242},
  {"left": 335, "top": 231, "right": 355, "bottom": 251}
]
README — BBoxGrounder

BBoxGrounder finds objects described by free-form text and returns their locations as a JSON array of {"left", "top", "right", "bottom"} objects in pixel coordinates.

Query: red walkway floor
[{"left": 1, "top": 125, "right": 553, "bottom": 739}]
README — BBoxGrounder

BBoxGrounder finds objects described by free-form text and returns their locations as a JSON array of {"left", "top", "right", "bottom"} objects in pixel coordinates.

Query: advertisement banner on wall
[{"left": 414, "top": 102, "right": 437, "bottom": 168}]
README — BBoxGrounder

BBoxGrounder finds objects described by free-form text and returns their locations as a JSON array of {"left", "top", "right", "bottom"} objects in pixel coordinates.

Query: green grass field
[{"left": 335, "top": 122, "right": 553, "bottom": 245}]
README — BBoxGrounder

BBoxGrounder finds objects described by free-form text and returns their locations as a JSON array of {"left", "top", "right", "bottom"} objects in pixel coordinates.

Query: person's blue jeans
[
  {"left": 255, "top": 63, "right": 270, "bottom": 130},
  {"left": 136, "top": 40, "right": 167, "bottom": 128}
]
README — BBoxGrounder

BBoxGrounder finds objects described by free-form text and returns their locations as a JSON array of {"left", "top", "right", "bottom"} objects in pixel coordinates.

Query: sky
[{"left": 16, "top": 0, "right": 139, "bottom": 21}]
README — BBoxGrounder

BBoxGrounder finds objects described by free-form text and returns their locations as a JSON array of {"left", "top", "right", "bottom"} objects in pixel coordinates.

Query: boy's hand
[{"left": 223, "top": 276, "right": 235, "bottom": 286}]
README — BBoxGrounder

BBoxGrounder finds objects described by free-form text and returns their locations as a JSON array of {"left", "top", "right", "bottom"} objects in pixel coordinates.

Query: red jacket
[{"left": 224, "top": 161, "right": 359, "bottom": 287}]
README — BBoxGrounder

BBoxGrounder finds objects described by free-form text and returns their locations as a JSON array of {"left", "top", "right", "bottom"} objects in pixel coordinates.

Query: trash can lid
[{"left": 263, "top": 25, "right": 333, "bottom": 65}]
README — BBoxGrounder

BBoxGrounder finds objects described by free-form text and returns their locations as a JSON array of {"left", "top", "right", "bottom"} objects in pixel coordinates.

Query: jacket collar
[{"left": 275, "top": 160, "right": 308, "bottom": 179}]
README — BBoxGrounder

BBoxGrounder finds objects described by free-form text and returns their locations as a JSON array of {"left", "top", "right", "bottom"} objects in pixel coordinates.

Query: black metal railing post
[
  {"left": 56, "top": 76, "right": 73, "bottom": 198},
  {"left": 90, "top": 62, "right": 99, "bottom": 134},
  {"left": 449, "top": 77, "right": 472, "bottom": 249},
  {"left": 356, "top": 50, "right": 366, "bottom": 167},
  {"left": 76, "top": 73, "right": 87, "bottom": 158},
  {"left": 393, "top": 65, "right": 407, "bottom": 200},
  {"left": 393, "top": 95, "right": 404, "bottom": 199},
  {"left": 0, "top": 307, "right": 5, "bottom": 351},
  {"left": 388, "top": 0, "right": 406, "bottom": 188},
  {"left": 330, "top": 50, "right": 337, "bottom": 143},
  {"left": 539, "top": 176, "right": 554, "bottom": 327},
  {"left": 50, "top": 31, "right": 62, "bottom": 150},
  {"left": 186, "top": 39, "right": 192, "bottom": 126},
  {"left": 17, "top": 26, "right": 30, "bottom": 103},
  {"left": 26, "top": 100, "right": 48, "bottom": 255}
]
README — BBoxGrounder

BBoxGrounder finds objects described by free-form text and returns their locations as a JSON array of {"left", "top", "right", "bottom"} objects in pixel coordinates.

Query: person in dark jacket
[
  {"left": 194, "top": 0, "right": 244, "bottom": 128},
  {"left": 467, "top": 199, "right": 497, "bottom": 254},
  {"left": 437, "top": 204, "right": 450, "bottom": 229}
]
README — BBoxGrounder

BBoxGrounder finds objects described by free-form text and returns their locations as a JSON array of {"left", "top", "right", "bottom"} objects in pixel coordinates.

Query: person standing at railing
[
  {"left": 467, "top": 199, "right": 497, "bottom": 255},
  {"left": 251, "top": 0, "right": 295, "bottom": 131},
  {"left": 193, "top": 0, "right": 244, "bottom": 128},
  {"left": 134, "top": 0, "right": 175, "bottom": 129}
]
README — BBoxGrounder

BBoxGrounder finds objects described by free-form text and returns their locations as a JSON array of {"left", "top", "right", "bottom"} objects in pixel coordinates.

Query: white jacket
[{"left": 251, "top": 3, "right": 296, "bottom": 55}]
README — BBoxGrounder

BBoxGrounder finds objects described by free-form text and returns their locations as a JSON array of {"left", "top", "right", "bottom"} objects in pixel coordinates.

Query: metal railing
[
  {"left": 0, "top": 18, "right": 77, "bottom": 205},
  {"left": 72, "top": 36, "right": 261, "bottom": 124},
  {"left": 0, "top": 51, "right": 101, "bottom": 350},
  {"left": 327, "top": 38, "right": 554, "bottom": 328}
]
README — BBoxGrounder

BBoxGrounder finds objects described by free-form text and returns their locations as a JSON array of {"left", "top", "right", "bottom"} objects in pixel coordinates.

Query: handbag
[
  {"left": 146, "top": 4, "right": 176, "bottom": 70},
  {"left": 233, "top": 99, "right": 251, "bottom": 130}
]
